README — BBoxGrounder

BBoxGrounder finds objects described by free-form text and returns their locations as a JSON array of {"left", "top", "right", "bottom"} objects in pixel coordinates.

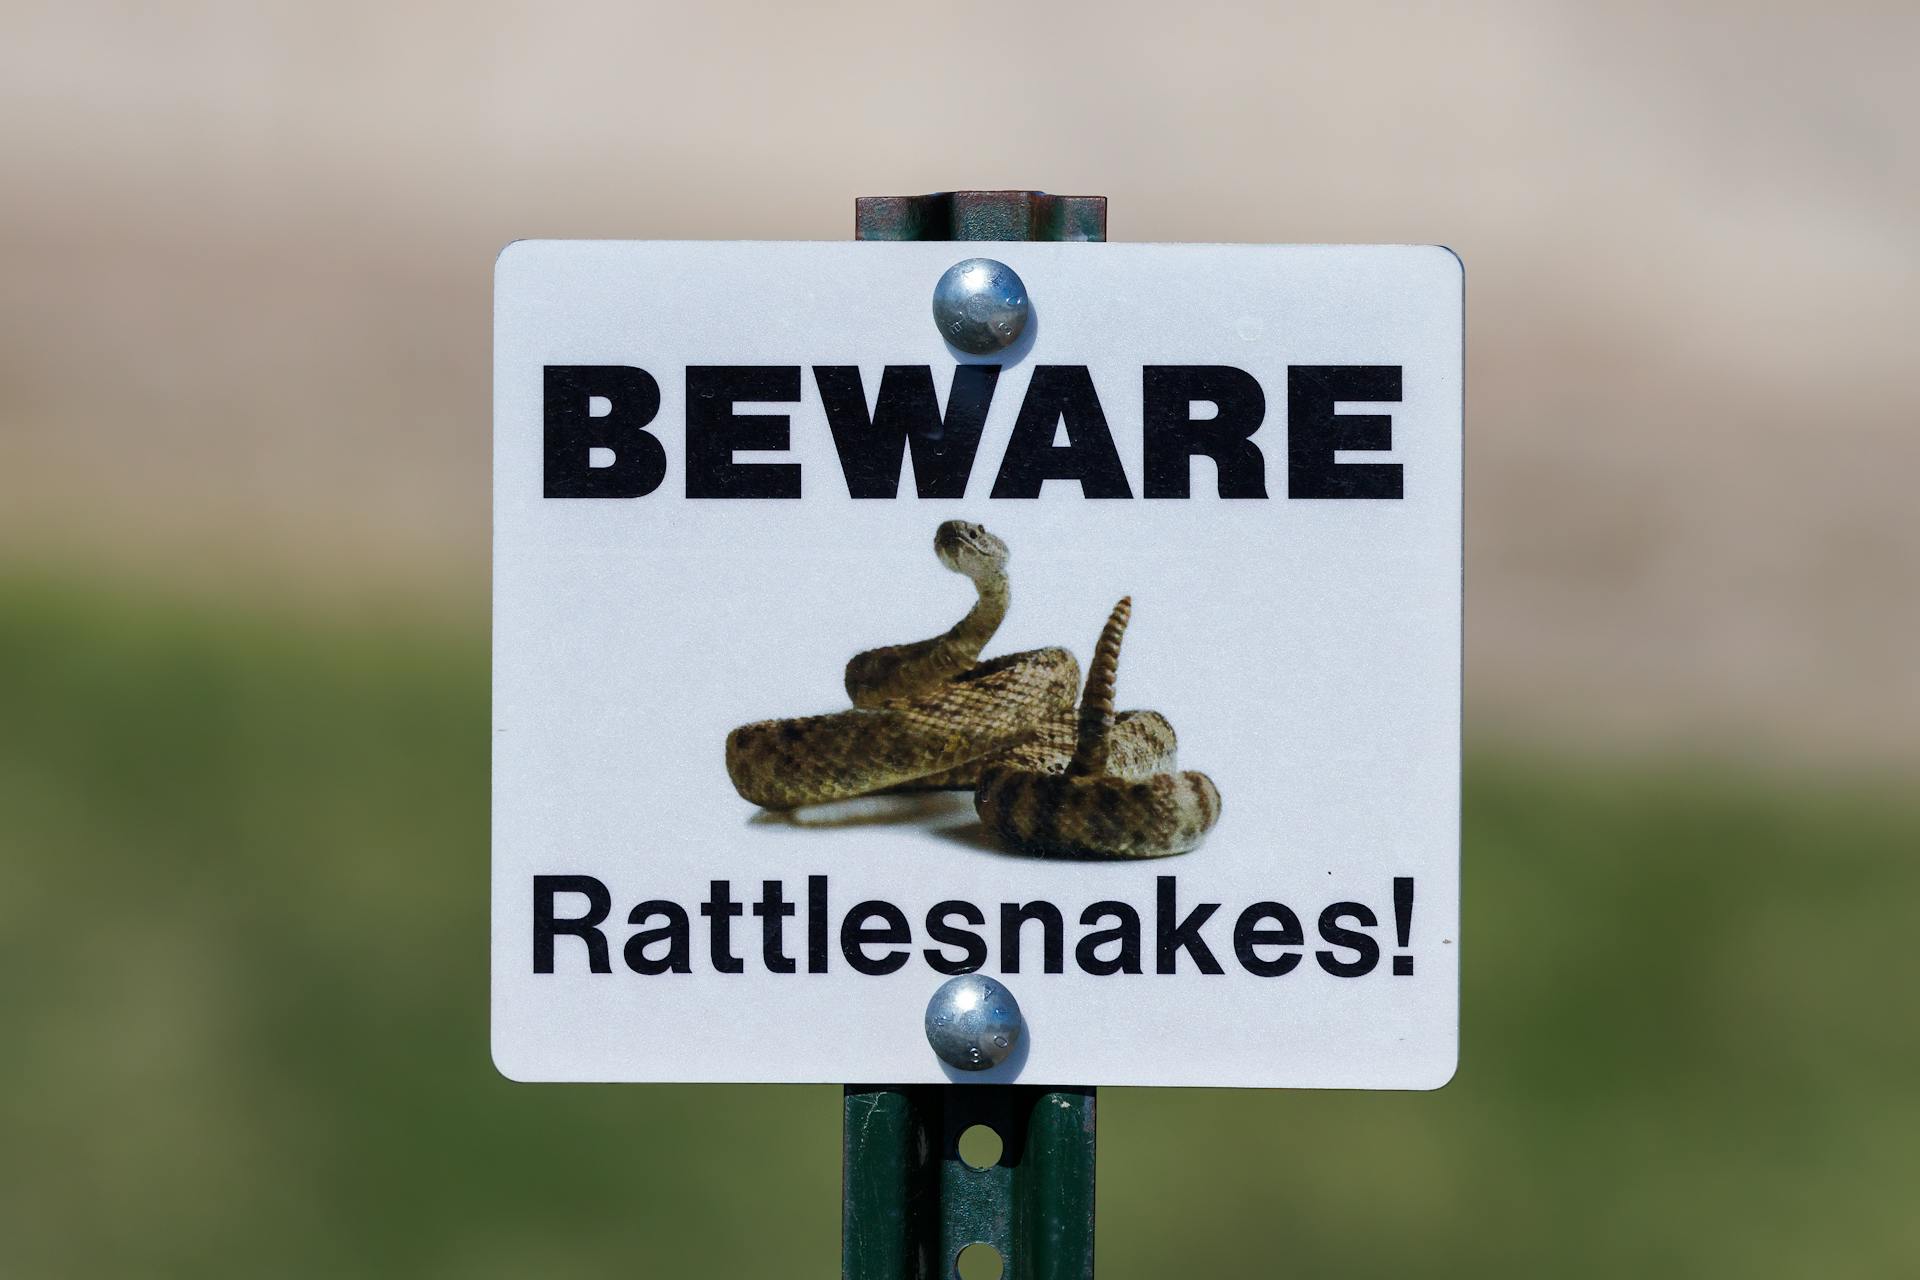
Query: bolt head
[
  {"left": 931, "top": 258, "right": 1030, "bottom": 355},
  {"left": 924, "top": 974, "right": 1023, "bottom": 1071}
]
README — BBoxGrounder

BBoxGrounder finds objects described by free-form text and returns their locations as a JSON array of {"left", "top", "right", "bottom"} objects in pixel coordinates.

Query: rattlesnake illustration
[{"left": 724, "top": 520, "right": 1221, "bottom": 858}]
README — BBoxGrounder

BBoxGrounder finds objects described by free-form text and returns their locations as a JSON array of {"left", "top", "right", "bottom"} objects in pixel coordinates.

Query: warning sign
[{"left": 492, "top": 241, "right": 1461, "bottom": 1087}]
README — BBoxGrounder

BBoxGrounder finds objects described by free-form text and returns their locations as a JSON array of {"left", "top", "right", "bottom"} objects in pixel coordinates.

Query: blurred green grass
[{"left": 2, "top": 567, "right": 1915, "bottom": 1278}]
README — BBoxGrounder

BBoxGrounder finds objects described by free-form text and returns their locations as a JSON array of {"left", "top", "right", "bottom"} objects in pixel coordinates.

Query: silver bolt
[
  {"left": 924, "top": 974, "right": 1023, "bottom": 1071},
  {"left": 931, "top": 258, "right": 1030, "bottom": 355}
]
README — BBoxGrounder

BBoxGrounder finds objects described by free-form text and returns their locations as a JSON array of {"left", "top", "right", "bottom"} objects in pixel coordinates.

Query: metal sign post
[
  {"left": 844, "top": 192, "right": 1105, "bottom": 1280},
  {"left": 843, "top": 1082, "right": 1095, "bottom": 1280}
]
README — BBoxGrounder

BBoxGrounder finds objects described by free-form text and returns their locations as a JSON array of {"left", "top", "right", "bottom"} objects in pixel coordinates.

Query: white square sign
[{"left": 493, "top": 240, "right": 1461, "bottom": 1088}]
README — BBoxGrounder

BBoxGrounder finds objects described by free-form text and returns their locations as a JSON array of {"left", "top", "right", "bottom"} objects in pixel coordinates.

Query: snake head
[{"left": 934, "top": 520, "right": 1009, "bottom": 579}]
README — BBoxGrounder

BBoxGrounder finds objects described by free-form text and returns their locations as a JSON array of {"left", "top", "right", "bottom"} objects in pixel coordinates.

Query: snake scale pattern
[{"left": 724, "top": 521, "right": 1221, "bottom": 858}]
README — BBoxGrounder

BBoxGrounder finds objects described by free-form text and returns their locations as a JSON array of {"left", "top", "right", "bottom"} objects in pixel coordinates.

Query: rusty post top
[{"left": 855, "top": 191, "right": 1107, "bottom": 242}]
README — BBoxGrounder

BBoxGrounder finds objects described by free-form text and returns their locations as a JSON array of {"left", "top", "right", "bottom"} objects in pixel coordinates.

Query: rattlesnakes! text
[{"left": 532, "top": 874, "right": 1420, "bottom": 980}]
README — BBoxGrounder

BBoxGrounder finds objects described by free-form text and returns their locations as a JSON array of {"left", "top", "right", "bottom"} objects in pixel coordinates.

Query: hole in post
[
  {"left": 957, "top": 1124, "right": 1003, "bottom": 1169},
  {"left": 955, "top": 1242, "right": 1003, "bottom": 1280}
]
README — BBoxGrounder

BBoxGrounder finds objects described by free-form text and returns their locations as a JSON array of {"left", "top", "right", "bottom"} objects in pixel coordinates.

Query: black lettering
[
  {"left": 623, "top": 899, "right": 692, "bottom": 975},
  {"left": 1315, "top": 902, "right": 1381, "bottom": 977},
  {"left": 1000, "top": 900, "right": 1066, "bottom": 975},
  {"left": 1287, "top": 365, "right": 1403, "bottom": 499},
  {"left": 1143, "top": 365, "right": 1268, "bottom": 498},
  {"left": 1233, "top": 902, "right": 1304, "bottom": 977},
  {"left": 841, "top": 900, "right": 912, "bottom": 975},
  {"left": 699, "top": 879, "right": 744, "bottom": 975},
  {"left": 990, "top": 366, "right": 1132, "bottom": 498},
  {"left": 753, "top": 880, "right": 797, "bottom": 975},
  {"left": 1075, "top": 901, "right": 1143, "bottom": 976},
  {"left": 543, "top": 366, "right": 665, "bottom": 498},
  {"left": 1392, "top": 876, "right": 1414, "bottom": 976},
  {"left": 923, "top": 900, "right": 988, "bottom": 975},
  {"left": 813, "top": 365, "right": 999, "bottom": 498},
  {"left": 1155, "top": 876, "right": 1224, "bottom": 974},
  {"left": 532, "top": 874, "right": 611, "bottom": 973},
  {"left": 685, "top": 366, "right": 803, "bottom": 498},
  {"left": 808, "top": 875, "right": 830, "bottom": 974}
]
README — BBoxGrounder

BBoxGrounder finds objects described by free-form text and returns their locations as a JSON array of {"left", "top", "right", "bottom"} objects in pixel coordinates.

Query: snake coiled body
[
  {"left": 974, "top": 598, "right": 1221, "bottom": 858},
  {"left": 724, "top": 521, "right": 1221, "bottom": 858},
  {"left": 724, "top": 647, "right": 1080, "bottom": 809}
]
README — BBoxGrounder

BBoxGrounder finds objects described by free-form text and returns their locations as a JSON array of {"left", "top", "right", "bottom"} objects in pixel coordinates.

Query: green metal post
[
  {"left": 844, "top": 1085, "right": 1096, "bottom": 1280},
  {"left": 844, "top": 192, "right": 1104, "bottom": 1280}
]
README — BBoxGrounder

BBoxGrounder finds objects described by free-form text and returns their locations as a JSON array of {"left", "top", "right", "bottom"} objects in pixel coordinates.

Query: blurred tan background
[
  {"left": 4, "top": 0, "right": 1915, "bottom": 764},
  {"left": 4, "top": 3, "right": 1918, "bottom": 1277}
]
